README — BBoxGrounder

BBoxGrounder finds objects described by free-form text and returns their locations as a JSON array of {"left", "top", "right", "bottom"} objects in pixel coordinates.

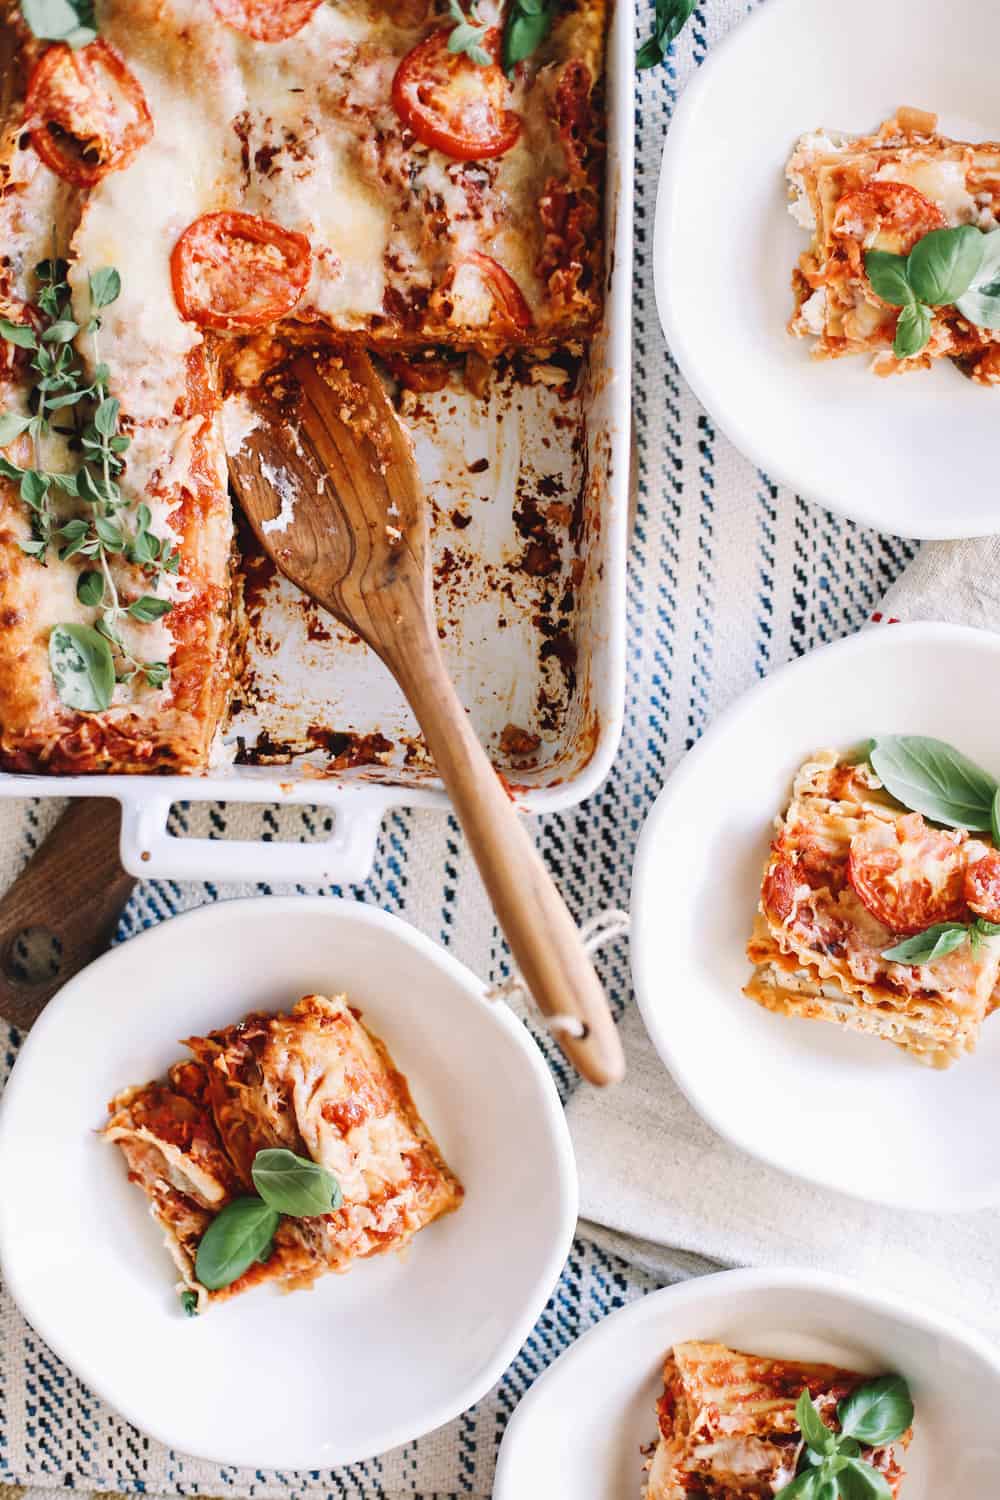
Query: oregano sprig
[
  {"left": 865, "top": 225, "right": 1000, "bottom": 359},
  {"left": 446, "top": 0, "right": 492, "bottom": 66},
  {"left": 776, "top": 1378, "right": 913, "bottom": 1500},
  {"left": 18, "top": 0, "right": 96, "bottom": 48}
]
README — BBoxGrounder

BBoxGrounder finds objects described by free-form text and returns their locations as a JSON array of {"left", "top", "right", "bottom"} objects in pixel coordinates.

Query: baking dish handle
[{"left": 117, "top": 795, "right": 385, "bottom": 886}]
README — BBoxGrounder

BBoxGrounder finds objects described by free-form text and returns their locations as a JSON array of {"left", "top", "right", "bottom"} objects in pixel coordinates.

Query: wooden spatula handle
[
  {"left": 0, "top": 799, "right": 135, "bottom": 1031},
  {"left": 390, "top": 635, "right": 625, "bottom": 1087}
]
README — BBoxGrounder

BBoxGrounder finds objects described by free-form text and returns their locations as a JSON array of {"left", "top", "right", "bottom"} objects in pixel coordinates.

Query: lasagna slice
[
  {"left": 104, "top": 994, "right": 463, "bottom": 1309},
  {"left": 746, "top": 751, "right": 1000, "bottom": 1066},
  {"left": 645, "top": 1342, "right": 910, "bottom": 1500},
  {"left": 786, "top": 106, "right": 1000, "bottom": 380}
]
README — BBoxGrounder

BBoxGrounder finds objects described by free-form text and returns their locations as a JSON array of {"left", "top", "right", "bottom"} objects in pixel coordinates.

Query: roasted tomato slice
[
  {"left": 171, "top": 211, "right": 312, "bottom": 332},
  {"left": 456, "top": 251, "right": 532, "bottom": 330},
  {"left": 391, "top": 26, "right": 521, "bottom": 161},
  {"left": 964, "top": 851, "right": 1000, "bottom": 924},
  {"left": 847, "top": 813, "right": 968, "bottom": 936},
  {"left": 24, "top": 40, "right": 153, "bottom": 188},
  {"left": 210, "top": 0, "right": 321, "bottom": 40},
  {"left": 832, "top": 181, "right": 946, "bottom": 257}
]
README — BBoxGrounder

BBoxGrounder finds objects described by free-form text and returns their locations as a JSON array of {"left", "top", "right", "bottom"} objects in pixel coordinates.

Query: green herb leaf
[
  {"left": 893, "top": 301, "right": 932, "bottom": 359},
  {"left": 991, "top": 787, "right": 1000, "bottom": 849},
  {"left": 194, "top": 1197, "right": 280, "bottom": 1291},
  {"left": 251, "top": 1147, "right": 343, "bottom": 1217},
  {"left": 502, "top": 0, "right": 555, "bottom": 69},
  {"left": 0, "top": 318, "right": 38, "bottom": 350},
  {"left": 838, "top": 1375, "right": 914, "bottom": 1446},
  {"left": 637, "top": 0, "right": 697, "bottom": 70},
  {"left": 94, "top": 396, "right": 120, "bottom": 437},
  {"left": 145, "top": 661, "right": 169, "bottom": 688},
  {"left": 48, "top": 622, "right": 115, "bottom": 711},
  {"left": 955, "top": 228, "right": 1000, "bottom": 329},
  {"left": 18, "top": 537, "right": 48, "bottom": 559},
  {"left": 19, "top": 0, "right": 96, "bottom": 45},
  {"left": 863, "top": 251, "right": 913, "bottom": 308},
  {"left": 41, "top": 319, "right": 79, "bottom": 344},
  {"left": 795, "top": 1389, "right": 837, "bottom": 1457},
  {"left": 776, "top": 1470, "right": 827, "bottom": 1500},
  {"left": 179, "top": 1289, "right": 199, "bottom": 1318},
  {"left": 870, "top": 735, "right": 997, "bottom": 829},
  {"left": 0, "top": 413, "right": 31, "bottom": 446},
  {"left": 446, "top": 0, "right": 493, "bottom": 66},
  {"left": 20, "top": 469, "right": 50, "bottom": 506},
  {"left": 76, "top": 569, "right": 104, "bottom": 607},
  {"left": 88, "top": 267, "right": 122, "bottom": 309},
  {"left": 836, "top": 1458, "right": 894, "bottom": 1500},
  {"left": 94, "top": 516, "right": 125, "bottom": 551},
  {"left": 906, "top": 225, "right": 984, "bottom": 306},
  {"left": 127, "top": 594, "right": 172, "bottom": 622},
  {"left": 881, "top": 922, "right": 968, "bottom": 964}
]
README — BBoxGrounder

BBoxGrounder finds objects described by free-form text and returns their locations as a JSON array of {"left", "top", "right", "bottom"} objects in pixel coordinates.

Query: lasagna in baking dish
[
  {"left": 787, "top": 107, "right": 1000, "bottom": 379},
  {"left": 645, "top": 1342, "right": 912, "bottom": 1499},
  {"left": 104, "top": 993, "right": 463, "bottom": 1310},
  {"left": 0, "top": 0, "right": 606, "bottom": 773},
  {"left": 746, "top": 750, "right": 1000, "bottom": 1067}
]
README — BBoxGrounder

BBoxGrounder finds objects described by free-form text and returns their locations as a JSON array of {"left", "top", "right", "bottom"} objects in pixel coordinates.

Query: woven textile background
[{"left": 0, "top": 2, "right": 919, "bottom": 1496}]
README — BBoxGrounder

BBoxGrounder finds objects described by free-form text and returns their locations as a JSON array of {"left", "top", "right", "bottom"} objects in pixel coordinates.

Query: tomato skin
[
  {"left": 832, "top": 181, "right": 946, "bottom": 259},
  {"left": 391, "top": 26, "right": 521, "bottom": 161},
  {"left": 210, "top": 0, "right": 321, "bottom": 40},
  {"left": 170, "top": 211, "right": 312, "bottom": 333},
  {"left": 25, "top": 40, "right": 153, "bottom": 188},
  {"left": 965, "top": 851, "right": 1000, "bottom": 924},
  {"left": 847, "top": 813, "right": 968, "bottom": 936},
  {"left": 463, "top": 251, "right": 532, "bottom": 330},
  {"left": 761, "top": 853, "right": 799, "bottom": 926}
]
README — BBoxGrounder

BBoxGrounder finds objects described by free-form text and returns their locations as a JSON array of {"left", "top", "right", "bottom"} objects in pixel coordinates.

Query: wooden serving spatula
[{"left": 227, "top": 351, "right": 625, "bottom": 1086}]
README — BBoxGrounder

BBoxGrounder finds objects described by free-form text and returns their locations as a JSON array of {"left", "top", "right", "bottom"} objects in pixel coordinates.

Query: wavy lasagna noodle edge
[
  {"left": 103, "top": 993, "right": 463, "bottom": 1310},
  {"left": 785, "top": 106, "right": 1000, "bottom": 381},
  {"left": 644, "top": 1341, "right": 911, "bottom": 1499}
]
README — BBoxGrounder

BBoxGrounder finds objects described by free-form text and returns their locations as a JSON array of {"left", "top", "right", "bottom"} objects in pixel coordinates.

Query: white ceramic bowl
[
  {"left": 493, "top": 1268, "right": 1000, "bottom": 1498},
  {"left": 654, "top": 0, "right": 1000, "bottom": 540},
  {"left": 0, "top": 896, "right": 577, "bottom": 1468},
  {"left": 631, "top": 622, "right": 1000, "bottom": 1211}
]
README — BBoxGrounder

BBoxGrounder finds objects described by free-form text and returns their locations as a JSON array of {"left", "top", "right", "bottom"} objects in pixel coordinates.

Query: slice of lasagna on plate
[
  {"left": 104, "top": 993, "right": 463, "bottom": 1310},
  {"left": 786, "top": 106, "right": 1000, "bottom": 380},
  {"left": 746, "top": 750, "right": 1000, "bottom": 1066},
  {"left": 644, "top": 1341, "right": 911, "bottom": 1499}
]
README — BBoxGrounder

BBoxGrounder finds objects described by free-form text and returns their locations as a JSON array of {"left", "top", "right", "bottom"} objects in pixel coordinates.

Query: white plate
[
  {"left": 493, "top": 1268, "right": 1000, "bottom": 1499},
  {"left": 0, "top": 897, "right": 576, "bottom": 1469},
  {"left": 654, "top": 0, "right": 1000, "bottom": 540},
  {"left": 631, "top": 622, "right": 1000, "bottom": 1211}
]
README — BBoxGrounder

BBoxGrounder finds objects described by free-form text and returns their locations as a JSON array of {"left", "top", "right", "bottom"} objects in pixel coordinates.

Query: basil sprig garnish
[
  {"left": 882, "top": 916, "right": 1000, "bottom": 965},
  {"left": 252, "top": 1147, "right": 343, "bottom": 1217},
  {"left": 869, "top": 736, "right": 997, "bottom": 831},
  {"left": 19, "top": 0, "right": 96, "bottom": 47},
  {"left": 776, "top": 1377, "right": 913, "bottom": 1500},
  {"left": 865, "top": 225, "right": 1000, "bottom": 359},
  {"left": 446, "top": 0, "right": 492, "bottom": 67},
  {"left": 637, "top": 0, "right": 696, "bottom": 71},
  {"left": 502, "top": 0, "right": 556, "bottom": 71},
  {"left": 48, "top": 622, "right": 116, "bottom": 713},
  {"left": 192, "top": 1147, "right": 343, "bottom": 1296}
]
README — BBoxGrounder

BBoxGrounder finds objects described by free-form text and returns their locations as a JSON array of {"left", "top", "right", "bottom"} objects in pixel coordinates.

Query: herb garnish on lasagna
[{"left": 103, "top": 993, "right": 463, "bottom": 1313}]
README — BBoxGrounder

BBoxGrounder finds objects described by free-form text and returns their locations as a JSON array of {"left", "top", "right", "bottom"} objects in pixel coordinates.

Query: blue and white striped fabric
[{"left": 0, "top": 2, "right": 918, "bottom": 1495}]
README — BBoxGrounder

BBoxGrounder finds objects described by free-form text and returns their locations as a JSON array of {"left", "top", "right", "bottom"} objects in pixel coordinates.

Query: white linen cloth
[{"left": 568, "top": 537, "right": 1000, "bottom": 1341}]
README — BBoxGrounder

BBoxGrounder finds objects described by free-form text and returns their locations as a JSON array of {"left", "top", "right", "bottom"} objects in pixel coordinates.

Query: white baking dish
[{"left": 0, "top": 11, "right": 633, "bottom": 886}]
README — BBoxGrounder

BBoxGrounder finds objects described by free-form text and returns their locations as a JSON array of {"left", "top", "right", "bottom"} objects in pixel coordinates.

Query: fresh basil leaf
[
  {"left": 870, "top": 735, "right": 997, "bottom": 830},
  {"left": 127, "top": 594, "right": 172, "bottom": 622},
  {"left": 89, "top": 267, "right": 121, "bottom": 309},
  {"left": 502, "top": 0, "right": 554, "bottom": 69},
  {"left": 0, "top": 413, "right": 31, "bottom": 446},
  {"left": 179, "top": 1289, "right": 199, "bottom": 1318},
  {"left": 48, "top": 622, "right": 115, "bottom": 712},
  {"left": 76, "top": 569, "right": 104, "bottom": 607},
  {"left": 863, "top": 251, "right": 913, "bottom": 308},
  {"left": 0, "top": 318, "right": 38, "bottom": 350},
  {"left": 838, "top": 1375, "right": 914, "bottom": 1446},
  {"left": 992, "top": 787, "right": 1000, "bottom": 849},
  {"left": 836, "top": 1457, "right": 895, "bottom": 1500},
  {"left": 955, "top": 228, "right": 1000, "bottom": 329},
  {"left": 881, "top": 922, "right": 968, "bottom": 964},
  {"left": 637, "top": 0, "right": 697, "bottom": 69},
  {"left": 251, "top": 1147, "right": 343, "bottom": 1217},
  {"left": 775, "top": 1469, "right": 827, "bottom": 1500},
  {"left": 795, "top": 1389, "right": 836, "bottom": 1457},
  {"left": 145, "top": 661, "right": 169, "bottom": 688},
  {"left": 974, "top": 916, "right": 1000, "bottom": 937},
  {"left": 20, "top": 0, "right": 96, "bottom": 46},
  {"left": 907, "top": 225, "right": 984, "bottom": 305},
  {"left": 194, "top": 1197, "right": 280, "bottom": 1291},
  {"left": 892, "top": 300, "right": 932, "bottom": 359}
]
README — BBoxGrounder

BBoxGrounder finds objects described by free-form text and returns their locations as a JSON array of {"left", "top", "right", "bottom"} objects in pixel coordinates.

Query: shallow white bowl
[
  {"left": 0, "top": 896, "right": 576, "bottom": 1469},
  {"left": 654, "top": 0, "right": 1000, "bottom": 540},
  {"left": 493, "top": 1268, "right": 1000, "bottom": 1498},
  {"left": 631, "top": 622, "right": 1000, "bottom": 1211}
]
